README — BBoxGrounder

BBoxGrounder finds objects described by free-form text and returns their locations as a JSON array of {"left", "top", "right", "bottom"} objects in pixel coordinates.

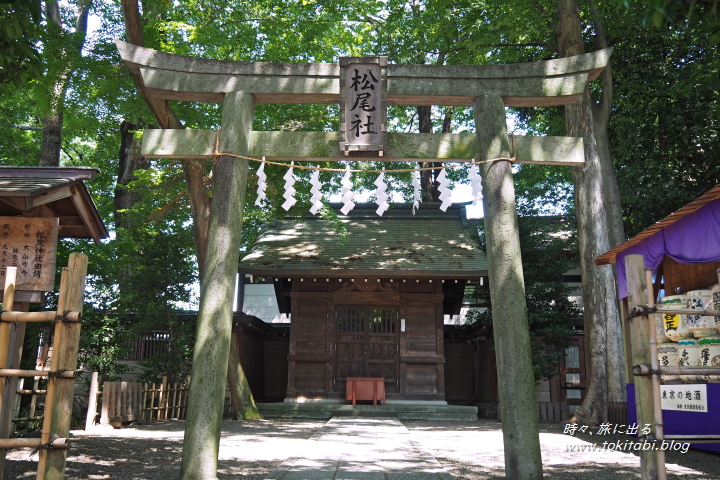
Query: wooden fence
[
  {"left": 125, "top": 332, "right": 172, "bottom": 361},
  {"left": 496, "top": 401, "right": 628, "bottom": 424},
  {"left": 608, "top": 401, "right": 628, "bottom": 425},
  {"left": 92, "top": 376, "right": 190, "bottom": 427},
  {"left": 497, "top": 402, "right": 569, "bottom": 423}
]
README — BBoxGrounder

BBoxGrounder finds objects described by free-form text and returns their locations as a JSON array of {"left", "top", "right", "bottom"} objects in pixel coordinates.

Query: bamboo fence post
[
  {"left": 159, "top": 376, "right": 168, "bottom": 421},
  {"left": 0, "top": 438, "right": 68, "bottom": 450},
  {"left": 99, "top": 382, "right": 110, "bottom": 425},
  {"left": 626, "top": 254, "right": 665, "bottom": 480},
  {"left": 13, "top": 378, "right": 25, "bottom": 426},
  {"left": 29, "top": 376, "right": 40, "bottom": 422},
  {"left": 150, "top": 383, "right": 156, "bottom": 422},
  {"left": 0, "top": 267, "right": 17, "bottom": 419},
  {"left": 0, "top": 268, "right": 17, "bottom": 480},
  {"left": 177, "top": 384, "right": 183, "bottom": 420},
  {"left": 121, "top": 382, "right": 128, "bottom": 420},
  {"left": 645, "top": 268, "right": 667, "bottom": 480},
  {"left": 37, "top": 253, "right": 88, "bottom": 480},
  {"left": 85, "top": 373, "right": 99, "bottom": 430},
  {"left": 142, "top": 383, "right": 148, "bottom": 422},
  {"left": 173, "top": 382, "right": 180, "bottom": 419},
  {"left": 170, "top": 382, "right": 175, "bottom": 419},
  {"left": 135, "top": 382, "right": 142, "bottom": 420}
]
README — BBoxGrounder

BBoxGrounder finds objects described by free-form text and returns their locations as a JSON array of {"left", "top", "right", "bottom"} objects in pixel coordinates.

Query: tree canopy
[{"left": 0, "top": 0, "right": 717, "bottom": 432}]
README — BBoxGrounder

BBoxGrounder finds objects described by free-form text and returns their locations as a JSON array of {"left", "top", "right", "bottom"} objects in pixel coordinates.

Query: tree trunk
[
  {"left": 557, "top": 0, "right": 625, "bottom": 425},
  {"left": 115, "top": 120, "right": 150, "bottom": 229},
  {"left": 417, "top": 105, "right": 442, "bottom": 202},
  {"left": 38, "top": 0, "right": 91, "bottom": 167},
  {"left": 588, "top": 0, "right": 626, "bottom": 251},
  {"left": 39, "top": 115, "right": 63, "bottom": 166},
  {"left": 121, "top": 0, "right": 260, "bottom": 427},
  {"left": 227, "top": 345, "right": 262, "bottom": 420}
]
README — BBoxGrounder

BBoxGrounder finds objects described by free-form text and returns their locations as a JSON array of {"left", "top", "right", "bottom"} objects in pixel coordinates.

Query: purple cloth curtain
[{"left": 616, "top": 199, "right": 720, "bottom": 299}]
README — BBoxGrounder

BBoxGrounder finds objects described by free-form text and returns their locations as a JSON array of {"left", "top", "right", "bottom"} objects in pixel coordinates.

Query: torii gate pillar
[
  {"left": 475, "top": 95, "right": 542, "bottom": 479},
  {"left": 179, "top": 92, "right": 255, "bottom": 479}
]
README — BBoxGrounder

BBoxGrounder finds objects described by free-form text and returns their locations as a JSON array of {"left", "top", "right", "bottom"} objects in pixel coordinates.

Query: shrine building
[{"left": 238, "top": 202, "right": 486, "bottom": 403}]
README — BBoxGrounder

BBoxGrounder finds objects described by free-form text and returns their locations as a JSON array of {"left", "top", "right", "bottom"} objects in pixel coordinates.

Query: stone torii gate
[{"left": 117, "top": 40, "right": 611, "bottom": 480}]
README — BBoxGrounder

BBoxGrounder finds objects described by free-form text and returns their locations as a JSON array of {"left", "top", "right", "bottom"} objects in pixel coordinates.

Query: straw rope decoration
[{"left": 227, "top": 134, "right": 517, "bottom": 215}]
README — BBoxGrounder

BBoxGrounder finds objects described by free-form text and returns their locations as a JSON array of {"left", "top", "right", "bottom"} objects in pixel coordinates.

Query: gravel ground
[{"left": 4, "top": 418, "right": 719, "bottom": 479}]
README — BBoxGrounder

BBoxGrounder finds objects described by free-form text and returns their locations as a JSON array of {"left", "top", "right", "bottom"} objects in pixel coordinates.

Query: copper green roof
[{"left": 240, "top": 203, "right": 487, "bottom": 278}]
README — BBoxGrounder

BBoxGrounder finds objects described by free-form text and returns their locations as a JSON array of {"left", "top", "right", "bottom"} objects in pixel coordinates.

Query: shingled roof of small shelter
[
  {"left": 240, "top": 203, "right": 487, "bottom": 278},
  {"left": 0, "top": 167, "right": 109, "bottom": 243}
]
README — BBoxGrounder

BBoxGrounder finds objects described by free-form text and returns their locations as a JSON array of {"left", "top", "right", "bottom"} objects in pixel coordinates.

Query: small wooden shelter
[
  {"left": 239, "top": 203, "right": 486, "bottom": 402},
  {"left": 0, "top": 166, "right": 107, "bottom": 479}
]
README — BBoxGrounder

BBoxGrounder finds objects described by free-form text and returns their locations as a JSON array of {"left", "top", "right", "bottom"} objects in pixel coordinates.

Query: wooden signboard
[
  {"left": 339, "top": 56, "right": 387, "bottom": 156},
  {"left": 0, "top": 217, "right": 58, "bottom": 293}
]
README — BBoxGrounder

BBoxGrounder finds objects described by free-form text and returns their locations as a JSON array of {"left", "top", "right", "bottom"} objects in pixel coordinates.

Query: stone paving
[{"left": 264, "top": 416, "right": 453, "bottom": 480}]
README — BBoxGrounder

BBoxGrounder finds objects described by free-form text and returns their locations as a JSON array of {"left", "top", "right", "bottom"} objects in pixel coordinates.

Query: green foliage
[
  {"left": 606, "top": 2, "right": 720, "bottom": 236},
  {"left": 111, "top": 168, "right": 198, "bottom": 382},
  {"left": 134, "top": 317, "right": 196, "bottom": 385},
  {"left": 466, "top": 214, "right": 580, "bottom": 382},
  {"left": 0, "top": 0, "right": 42, "bottom": 95},
  {"left": 76, "top": 310, "right": 131, "bottom": 388}
]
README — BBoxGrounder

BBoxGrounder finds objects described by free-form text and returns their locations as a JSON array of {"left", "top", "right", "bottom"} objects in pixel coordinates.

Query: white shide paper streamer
[
  {"left": 255, "top": 158, "right": 267, "bottom": 206},
  {"left": 309, "top": 170, "right": 323, "bottom": 215},
  {"left": 281, "top": 161, "right": 297, "bottom": 211},
  {"left": 374, "top": 169, "right": 389, "bottom": 216},
  {"left": 340, "top": 166, "right": 355, "bottom": 215},
  {"left": 412, "top": 169, "right": 421, "bottom": 215},
  {"left": 437, "top": 168, "right": 452, "bottom": 212},
  {"left": 469, "top": 162, "right": 483, "bottom": 207}
]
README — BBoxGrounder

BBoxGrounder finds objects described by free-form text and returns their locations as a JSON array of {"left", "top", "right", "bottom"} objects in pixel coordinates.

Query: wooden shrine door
[{"left": 335, "top": 306, "right": 399, "bottom": 396}]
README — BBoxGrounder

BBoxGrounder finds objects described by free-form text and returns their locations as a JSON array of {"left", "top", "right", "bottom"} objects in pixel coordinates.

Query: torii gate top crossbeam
[{"left": 116, "top": 40, "right": 611, "bottom": 108}]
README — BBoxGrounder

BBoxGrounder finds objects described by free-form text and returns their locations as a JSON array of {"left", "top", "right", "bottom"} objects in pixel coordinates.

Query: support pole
[
  {"left": 0, "top": 268, "right": 19, "bottom": 480},
  {"left": 85, "top": 372, "right": 99, "bottom": 430},
  {"left": 179, "top": 91, "right": 254, "bottom": 480},
  {"left": 474, "top": 95, "right": 543, "bottom": 480},
  {"left": 645, "top": 269, "right": 666, "bottom": 480},
  {"left": 626, "top": 254, "right": 665, "bottom": 480},
  {"left": 0, "top": 268, "right": 18, "bottom": 407},
  {"left": 37, "top": 253, "right": 88, "bottom": 480}
]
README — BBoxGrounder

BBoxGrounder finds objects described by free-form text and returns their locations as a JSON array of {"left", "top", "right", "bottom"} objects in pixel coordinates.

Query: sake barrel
[
  {"left": 712, "top": 283, "right": 720, "bottom": 331},
  {"left": 678, "top": 338, "right": 701, "bottom": 383},
  {"left": 698, "top": 335, "right": 720, "bottom": 384},
  {"left": 686, "top": 289, "right": 714, "bottom": 337},
  {"left": 654, "top": 313, "right": 668, "bottom": 343},
  {"left": 657, "top": 342, "right": 681, "bottom": 383},
  {"left": 658, "top": 294, "right": 690, "bottom": 341}
]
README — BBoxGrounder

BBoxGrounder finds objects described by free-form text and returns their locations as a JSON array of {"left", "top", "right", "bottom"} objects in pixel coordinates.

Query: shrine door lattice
[{"left": 335, "top": 307, "right": 398, "bottom": 395}]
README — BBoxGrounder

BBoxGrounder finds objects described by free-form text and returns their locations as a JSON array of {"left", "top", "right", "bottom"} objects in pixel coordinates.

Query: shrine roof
[
  {"left": 239, "top": 203, "right": 486, "bottom": 278},
  {"left": 0, "top": 167, "right": 109, "bottom": 243}
]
